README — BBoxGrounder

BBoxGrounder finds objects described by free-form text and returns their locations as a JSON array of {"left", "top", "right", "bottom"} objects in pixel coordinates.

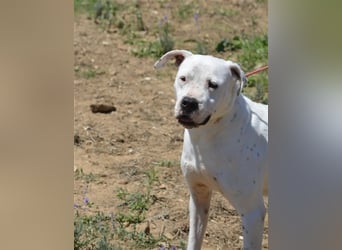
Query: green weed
[
  {"left": 180, "top": 240, "right": 187, "bottom": 250},
  {"left": 238, "top": 35, "right": 268, "bottom": 103},
  {"left": 131, "top": 17, "right": 174, "bottom": 58},
  {"left": 74, "top": 168, "right": 97, "bottom": 183},
  {"left": 216, "top": 35, "right": 268, "bottom": 103},
  {"left": 216, "top": 35, "right": 267, "bottom": 71},
  {"left": 74, "top": 210, "right": 118, "bottom": 250},
  {"left": 113, "top": 168, "right": 163, "bottom": 247},
  {"left": 126, "top": 192, "right": 149, "bottom": 212},
  {"left": 116, "top": 168, "right": 158, "bottom": 214},
  {"left": 191, "top": 10, "right": 206, "bottom": 55},
  {"left": 216, "top": 36, "right": 243, "bottom": 53},
  {"left": 145, "top": 167, "right": 158, "bottom": 188},
  {"left": 83, "top": 69, "right": 97, "bottom": 79},
  {"left": 116, "top": 211, "right": 145, "bottom": 224},
  {"left": 75, "top": 67, "right": 105, "bottom": 79},
  {"left": 158, "top": 18, "right": 175, "bottom": 56},
  {"left": 237, "top": 34, "right": 268, "bottom": 71},
  {"left": 74, "top": 0, "right": 98, "bottom": 14},
  {"left": 195, "top": 40, "right": 207, "bottom": 55},
  {"left": 135, "top": 8, "right": 146, "bottom": 31},
  {"left": 176, "top": 2, "right": 196, "bottom": 19},
  {"left": 94, "top": 0, "right": 119, "bottom": 28},
  {"left": 131, "top": 40, "right": 163, "bottom": 58},
  {"left": 75, "top": 168, "right": 165, "bottom": 249},
  {"left": 153, "top": 159, "right": 179, "bottom": 168},
  {"left": 214, "top": 7, "right": 240, "bottom": 17}
]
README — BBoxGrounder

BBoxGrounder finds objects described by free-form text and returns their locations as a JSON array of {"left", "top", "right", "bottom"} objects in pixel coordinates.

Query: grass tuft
[
  {"left": 216, "top": 35, "right": 268, "bottom": 103},
  {"left": 74, "top": 167, "right": 168, "bottom": 249}
]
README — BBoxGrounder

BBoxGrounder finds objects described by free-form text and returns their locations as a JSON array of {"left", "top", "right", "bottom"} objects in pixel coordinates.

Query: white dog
[{"left": 154, "top": 50, "right": 268, "bottom": 250}]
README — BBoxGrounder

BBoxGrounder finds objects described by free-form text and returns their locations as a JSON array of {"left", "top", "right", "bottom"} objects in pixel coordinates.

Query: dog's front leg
[
  {"left": 241, "top": 202, "right": 266, "bottom": 250},
  {"left": 186, "top": 184, "right": 212, "bottom": 250}
]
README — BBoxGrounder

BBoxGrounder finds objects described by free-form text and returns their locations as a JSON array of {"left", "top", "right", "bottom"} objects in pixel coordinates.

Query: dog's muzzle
[{"left": 177, "top": 96, "right": 211, "bottom": 128}]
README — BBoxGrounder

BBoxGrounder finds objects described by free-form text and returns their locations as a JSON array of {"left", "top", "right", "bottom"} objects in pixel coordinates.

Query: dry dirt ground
[{"left": 74, "top": 1, "right": 268, "bottom": 249}]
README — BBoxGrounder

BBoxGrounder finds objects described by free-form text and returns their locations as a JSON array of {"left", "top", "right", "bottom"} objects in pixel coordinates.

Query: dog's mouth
[{"left": 176, "top": 115, "right": 211, "bottom": 129}]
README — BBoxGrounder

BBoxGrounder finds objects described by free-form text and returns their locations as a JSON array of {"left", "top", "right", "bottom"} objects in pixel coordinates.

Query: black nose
[{"left": 181, "top": 97, "right": 199, "bottom": 113}]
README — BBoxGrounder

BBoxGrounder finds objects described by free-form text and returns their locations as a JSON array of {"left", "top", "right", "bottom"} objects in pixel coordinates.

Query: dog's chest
[
  {"left": 181, "top": 136, "right": 228, "bottom": 180},
  {"left": 181, "top": 125, "right": 267, "bottom": 193}
]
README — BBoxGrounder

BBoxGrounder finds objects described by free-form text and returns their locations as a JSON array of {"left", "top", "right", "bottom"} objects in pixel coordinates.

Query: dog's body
[{"left": 155, "top": 50, "right": 268, "bottom": 250}]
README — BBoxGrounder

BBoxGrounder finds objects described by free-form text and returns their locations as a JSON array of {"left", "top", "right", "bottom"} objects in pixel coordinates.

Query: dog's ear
[
  {"left": 228, "top": 62, "right": 247, "bottom": 96},
  {"left": 154, "top": 50, "right": 193, "bottom": 69}
]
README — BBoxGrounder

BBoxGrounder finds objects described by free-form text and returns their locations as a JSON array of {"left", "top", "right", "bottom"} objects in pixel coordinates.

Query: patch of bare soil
[{"left": 74, "top": 1, "right": 268, "bottom": 249}]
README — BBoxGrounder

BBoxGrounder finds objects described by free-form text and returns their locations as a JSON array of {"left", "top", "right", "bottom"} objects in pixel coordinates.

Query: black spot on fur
[{"left": 230, "top": 112, "right": 237, "bottom": 122}]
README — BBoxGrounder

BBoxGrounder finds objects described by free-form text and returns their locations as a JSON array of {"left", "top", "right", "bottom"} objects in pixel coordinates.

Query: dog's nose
[{"left": 181, "top": 97, "right": 199, "bottom": 113}]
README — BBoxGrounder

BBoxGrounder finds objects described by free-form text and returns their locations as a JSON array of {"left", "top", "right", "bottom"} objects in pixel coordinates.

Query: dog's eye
[
  {"left": 208, "top": 80, "right": 218, "bottom": 90},
  {"left": 180, "top": 76, "right": 186, "bottom": 82}
]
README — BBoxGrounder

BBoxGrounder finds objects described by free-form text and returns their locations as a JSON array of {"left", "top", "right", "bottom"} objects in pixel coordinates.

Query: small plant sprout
[
  {"left": 159, "top": 15, "right": 175, "bottom": 55},
  {"left": 193, "top": 10, "right": 206, "bottom": 55},
  {"left": 194, "top": 11, "right": 200, "bottom": 31}
]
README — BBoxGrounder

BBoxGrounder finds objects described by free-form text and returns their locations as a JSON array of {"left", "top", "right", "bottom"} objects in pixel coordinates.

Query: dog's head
[{"left": 154, "top": 50, "right": 246, "bottom": 129}]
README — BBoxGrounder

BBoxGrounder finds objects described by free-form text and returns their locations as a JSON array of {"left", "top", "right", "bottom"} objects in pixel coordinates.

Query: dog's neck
[{"left": 185, "top": 95, "right": 251, "bottom": 141}]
